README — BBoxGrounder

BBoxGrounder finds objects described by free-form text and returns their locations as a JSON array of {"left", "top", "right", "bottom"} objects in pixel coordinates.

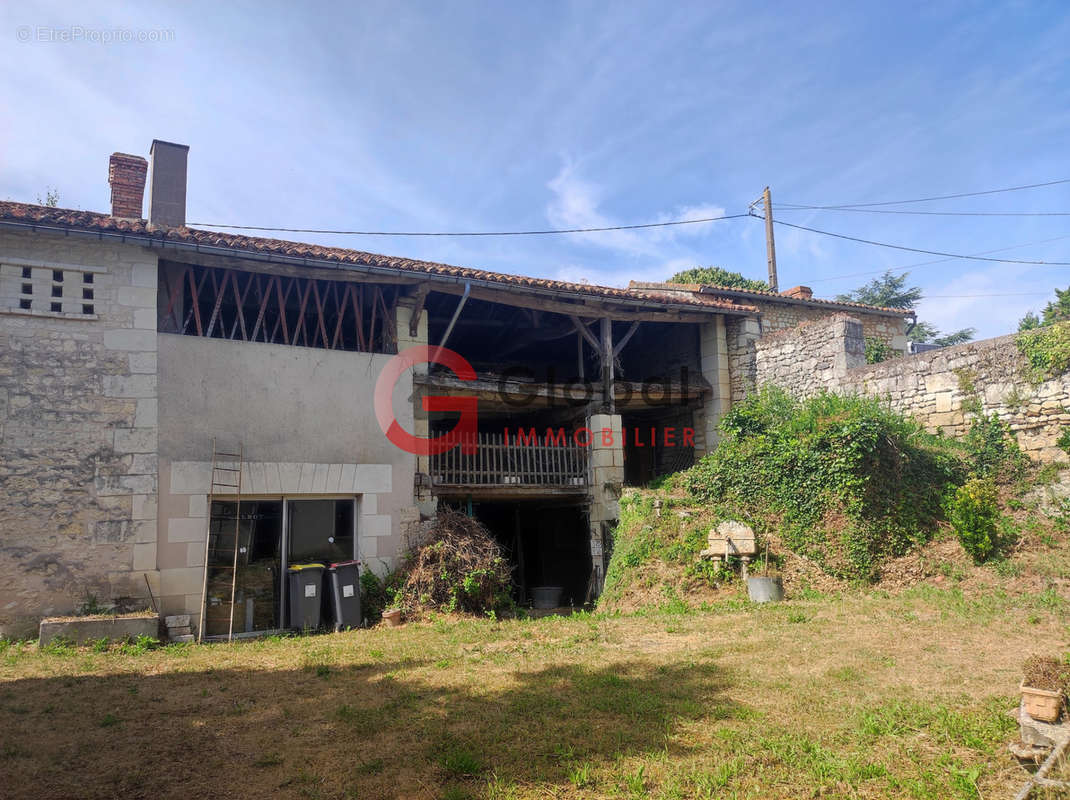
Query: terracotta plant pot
[
  {"left": 382, "top": 608, "right": 403, "bottom": 628},
  {"left": 1021, "top": 681, "right": 1064, "bottom": 723}
]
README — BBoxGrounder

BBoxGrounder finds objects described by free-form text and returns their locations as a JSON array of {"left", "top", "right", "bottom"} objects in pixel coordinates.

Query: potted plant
[
  {"left": 1021, "top": 655, "right": 1068, "bottom": 723},
  {"left": 381, "top": 588, "right": 403, "bottom": 628}
]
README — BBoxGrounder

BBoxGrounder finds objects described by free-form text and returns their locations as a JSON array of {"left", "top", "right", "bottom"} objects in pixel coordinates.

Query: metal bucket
[
  {"left": 531, "top": 586, "right": 564, "bottom": 609},
  {"left": 747, "top": 576, "right": 783, "bottom": 603}
]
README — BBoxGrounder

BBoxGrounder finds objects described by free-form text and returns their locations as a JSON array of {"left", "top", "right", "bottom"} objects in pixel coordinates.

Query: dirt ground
[{"left": 1, "top": 583, "right": 1065, "bottom": 800}]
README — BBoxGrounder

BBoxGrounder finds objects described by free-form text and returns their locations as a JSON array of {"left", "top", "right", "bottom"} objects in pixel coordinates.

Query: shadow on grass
[{"left": 0, "top": 655, "right": 743, "bottom": 799}]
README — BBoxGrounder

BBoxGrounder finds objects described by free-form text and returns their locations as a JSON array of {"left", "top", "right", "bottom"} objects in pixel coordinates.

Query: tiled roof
[
  {"left": 0, "top": 202, "right": 759, "bottom": 315},
  {"left": 628, "top": 280, "right": 914, "bottom": 316}
]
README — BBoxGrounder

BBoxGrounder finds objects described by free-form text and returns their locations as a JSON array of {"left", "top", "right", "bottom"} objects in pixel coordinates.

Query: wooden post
[
  {"left": 763, "top": 186, "right": 778, "bottom": 292},
  {"left": 600, "top": 317, "right": 614, "bottom": 413},
  {"left": 576, "top": 331, "right": 584, "bottom": 380}
]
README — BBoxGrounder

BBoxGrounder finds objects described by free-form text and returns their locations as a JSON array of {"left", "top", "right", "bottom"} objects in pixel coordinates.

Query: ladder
[{"left": 196, "top": 439, "right": 244, "bottom": 643}]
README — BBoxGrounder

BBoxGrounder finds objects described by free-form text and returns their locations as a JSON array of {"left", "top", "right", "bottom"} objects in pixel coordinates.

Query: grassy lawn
[{"left": 1, "top": 586, "right": 1061, "bottom": 800}]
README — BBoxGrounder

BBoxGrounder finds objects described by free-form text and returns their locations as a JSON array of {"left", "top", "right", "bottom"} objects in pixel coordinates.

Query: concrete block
[
  {"left": 117, "top": 286, "right": 157, "bottom": 308},
  {"left": 360, "top": 493, "right": 378, "bottom": 516},
  {"left": 187, "top": 493, "right": 208, "bottom": 518},
  {"left": 279, "top": 462, "right": 303, "bottom": 493},
  {"left": 326, "top": 463, "right": 342, "bottom": 493},
  {"left": 170, "top": 461, "right": 211, "bottom": 494},
  {"left": 134, "top": 398, "right": 158, "bottom": 428},
  {"left": 160, "top": 567, "right": 204, "bottom": 596},
  {"left": 298, "top": 463, "right": 316, "bottom": 493},
  {"left": 129, "top": 453, "right": 158, "bottom": 475},
  {"left": 133, "top": 308, "right": 157, "bottom": 330},
  {"left": 132, "top": 520, "right": 157, "bottom": 544},
  {"left": 39, "top": 614, "right": 160, "bottom": 646},
  {"left": 132, "top": 495, "right": 157, "bottom": 521},
  {"left": 261, "top": 462, "right": 282, "bottom": 494},
  {"left": 112, "top": 427, "right": 155, "bottom": 454},
  {"left": 164, "top": 614, "right": 191, "bottom": 628},
  {"left": 312, "top": 463, "right": 329, "bottom": 493},
  {"left": 130, "top": 260, "right": 157, "bottom": 288},
  {"left": 362, "top": 514, "right": 392, "bottom": 538},
  {"left": 169, "top": 633, "right": 195, "bottom": 643},
  {"left": 128, "top": 352, "right": 157, "bottom": 374},
  {"left": 359, "top": 536, "right": 378, "bottom": 559},
  {"left": 103, "top": 328, "right": 156, "bottom": 352},
  {"left": 133, "top": 542, "right": 157, "bottom": 571},
  {"left": 103, "top": 374, "right": 156, "bottom": 399},
  {"left": 168, "top": 517, "right": 205, "bottom": 543},
  {"left": 339, "top": 463, "right": 356, "bottom": 492},
  {"left": 186, "top": 542, "right": 205, "bottom": 568},
  {"left": 355, "top": 464, "right": 391, "bottom": 493}
]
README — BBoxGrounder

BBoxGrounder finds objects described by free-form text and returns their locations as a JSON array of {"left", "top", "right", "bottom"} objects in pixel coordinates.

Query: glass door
[{"left": 203, "top": 500, "right": 283, "bottom": 637}]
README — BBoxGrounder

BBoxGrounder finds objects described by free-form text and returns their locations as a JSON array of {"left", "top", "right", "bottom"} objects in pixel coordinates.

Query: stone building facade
[{"left": 0, "top": 142, "right": 909, "bottom": 636}]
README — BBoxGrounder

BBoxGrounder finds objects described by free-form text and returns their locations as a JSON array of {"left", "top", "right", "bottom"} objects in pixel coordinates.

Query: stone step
[{"left": 169, "top": 634, "right": 195, "bottom": 643}]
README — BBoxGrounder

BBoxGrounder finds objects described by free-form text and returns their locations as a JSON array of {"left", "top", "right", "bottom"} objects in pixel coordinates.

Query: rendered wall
[
  {"left": 155, "top": 332, "right": 419, "bottom": 622},
  {"left": 0, "top": 230, "right": 159, "bottom": 636}
]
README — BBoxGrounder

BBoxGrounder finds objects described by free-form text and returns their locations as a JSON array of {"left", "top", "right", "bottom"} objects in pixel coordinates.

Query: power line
[
  {"left": 185, "top": 212, "right": 751, "bottom": 237},
  {"left": 779, "top": 177, "right": 1070, "bottom": 209},
  {"left": 766, "top": 216, "right": 1070, "bottom": 266},
  {"left": 804, "top": 234, "right": 1070, "bottom": 284},
  {"left": 776, "top": 205, "right": 1070, "bottom": 217}
]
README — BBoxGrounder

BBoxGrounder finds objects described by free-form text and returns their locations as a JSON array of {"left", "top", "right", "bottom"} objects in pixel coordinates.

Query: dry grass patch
[{"left": 0, "top": 588, "right": 1062, "bottom": 799}]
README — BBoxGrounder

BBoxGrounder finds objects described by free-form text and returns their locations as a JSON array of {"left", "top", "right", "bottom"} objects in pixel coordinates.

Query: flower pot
[
  {"left": 1020, "top": 681, "right": 1064, "bottom": 723},
  {"left": 746, "top": 576, "right": 783, "bottom": 604},
  {"left": 382, "top": 608, "right": 403, "bottom": 628}
]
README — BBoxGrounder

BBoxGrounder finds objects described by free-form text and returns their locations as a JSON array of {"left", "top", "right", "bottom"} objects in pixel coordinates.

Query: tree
[
  {"left": 835, "top": 270, "right": 921, "bottom": 309},
  {"left": 837, "top": 270, "right": 974, "bottom": 347},
  {"left": 1019, "top": 287, "right": 1070, "bottom": 330},
  {"left": 1019, "top": 311, "right": 1041, "bottom": 332},
  {"left": 668, "top": 266, "right": 769, "bottom": 292}
]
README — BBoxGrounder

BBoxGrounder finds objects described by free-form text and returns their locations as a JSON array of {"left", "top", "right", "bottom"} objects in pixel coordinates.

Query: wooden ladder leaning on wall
[{"left": 196, "top": 439, "right": 244, "bottom": 643}]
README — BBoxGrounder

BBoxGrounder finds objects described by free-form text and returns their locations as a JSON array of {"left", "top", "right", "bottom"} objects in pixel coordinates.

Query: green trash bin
[{"left": 287, "top": 563, "right": 325, "bottom": 631}]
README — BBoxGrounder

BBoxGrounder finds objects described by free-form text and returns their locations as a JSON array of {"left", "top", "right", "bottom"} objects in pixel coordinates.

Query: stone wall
[
  {"left": 753, "top": 313, "right": 1070, "bottom": 461},
  {"left": 0, "top": 231, "right": 159, "bottom": 637},
  {"left": 727, "top": 299, "right": 909, "bottom": 402}
]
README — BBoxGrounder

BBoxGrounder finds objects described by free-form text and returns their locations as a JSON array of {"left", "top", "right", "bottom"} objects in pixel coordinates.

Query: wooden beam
[
  {"left": 433, "top": 281, "right": 722, "bottom": 323},
  {"left": 409, "top": 283, "right": 430, "bottom": 337},
  {"left": 570, "top": 316, "right": 601, "bottom": 350},
  {"left": 612, "top": 321, "right": 640, "bottom": 357},
  {"left": 601, "top": 317, "right": 614, "bottom": 412}
]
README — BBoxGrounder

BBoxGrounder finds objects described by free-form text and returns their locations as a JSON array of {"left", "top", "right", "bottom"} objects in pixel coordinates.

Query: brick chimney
[
  {"left": 147, "top": 139, "right": 189, "bottom": 228},
  {"left": 108, "top": 153, "right": 148, "bottom": 219},
  {"left": 781, "top": 285, "right": 813, "bottom": 300}
]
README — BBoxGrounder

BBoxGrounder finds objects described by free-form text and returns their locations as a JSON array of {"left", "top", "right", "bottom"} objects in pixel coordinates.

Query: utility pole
[{"left": 762, "top": 186, "right": 778, "bottom": 292}]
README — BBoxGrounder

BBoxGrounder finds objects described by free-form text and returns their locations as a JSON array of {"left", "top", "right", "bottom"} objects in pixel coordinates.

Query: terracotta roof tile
[
  {"left": 628, "top": 280, "right": 913, "bottom": 316},
  {"left": 0, "top": 202, "right": 759, "bottom": 315}
]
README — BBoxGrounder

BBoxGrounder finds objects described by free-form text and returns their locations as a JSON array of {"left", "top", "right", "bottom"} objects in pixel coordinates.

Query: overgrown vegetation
[
  {"left": 865, "top": 336, "right": 892, "bottom": 364},
  {"left": 679, "top": 388, "right": 965, "bottom": 580},
  {"left": 1016, "top": 320, "right": 1070, "bottom": 383},
  {"left": 667, "top": 266, "right": 769, "bottom": 291}
]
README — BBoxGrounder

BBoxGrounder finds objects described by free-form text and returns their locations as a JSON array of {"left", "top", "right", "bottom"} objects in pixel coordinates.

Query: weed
[
  {"left": 98, "top": 713, "right": 119, "bottom": 728},
  {"left": 354, "top": 758, "right": 384, "bottom": 775},
  {"left": 254, "top": 752, "right": 283, "bottom": 767},
  {"left": 439, "top": 744, "right": 483, "bottom": 776},
  {"left": 568, "top": 761, "right": 592, "bottom": 788}
]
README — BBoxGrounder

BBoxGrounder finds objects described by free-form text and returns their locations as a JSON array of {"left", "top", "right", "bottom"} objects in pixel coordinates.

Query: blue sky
[{"left": 2, "top": 1, "right": 1068, "bottom": 339}]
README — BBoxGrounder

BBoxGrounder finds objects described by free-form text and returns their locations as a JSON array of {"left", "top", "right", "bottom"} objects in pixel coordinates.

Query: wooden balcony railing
[{"left": 430, "top": 432, "right": 588, "bottom": 488}]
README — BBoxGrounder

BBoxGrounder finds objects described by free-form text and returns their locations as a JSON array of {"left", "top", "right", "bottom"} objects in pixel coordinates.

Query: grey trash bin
[
  {"left": 287, "top": 563, "right": 325, "bottom": 630},
  {"left": 327, "top": 560, "right": 362, "bottom": 631}
]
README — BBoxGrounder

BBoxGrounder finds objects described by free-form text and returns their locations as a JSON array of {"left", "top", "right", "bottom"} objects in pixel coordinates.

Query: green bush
[
  {"left": 684, "top": 387, "right": 965, "bottom": 580},
  {"left": 962, "top": 413, "right": 1025, "bottom": 480},
  {"left": 1016, "top": 321, "right": 1070, "bottom": 382},
  {"left": 864, "top": 337, "right": 892, "bottom": 364},
  {"left": 947, "top": 479, "right": 1000, "bottom": 562}
]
